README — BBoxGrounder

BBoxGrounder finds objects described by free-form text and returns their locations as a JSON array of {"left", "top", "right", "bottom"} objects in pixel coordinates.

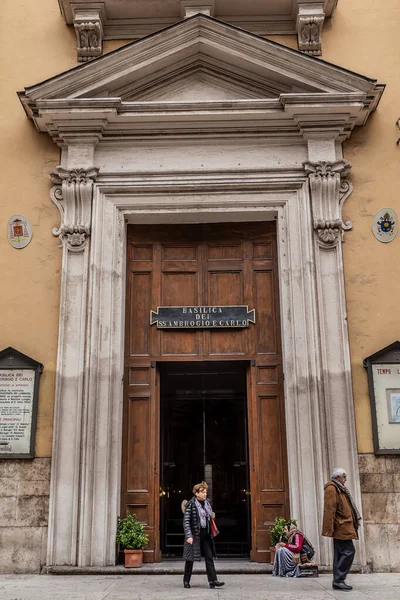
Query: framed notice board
[
  {"left": 364, "top": 341, "right": 400, "bottom": 454},
  {"left": 0, "top": 347, "right": 43, "bottom": 459}
]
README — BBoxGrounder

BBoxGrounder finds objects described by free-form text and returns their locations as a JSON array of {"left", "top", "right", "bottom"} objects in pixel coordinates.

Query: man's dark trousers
[
  {"left": 333, "top": 539, "right": 355, "bottom": 583},
  {"left": 184, "top": 530, "right": 217, "bottom": 583}
]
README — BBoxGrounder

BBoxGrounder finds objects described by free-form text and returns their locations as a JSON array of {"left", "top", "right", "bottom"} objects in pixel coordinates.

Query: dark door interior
[{"left": 160, "top": 361, "right": 250, "bottom": 558}]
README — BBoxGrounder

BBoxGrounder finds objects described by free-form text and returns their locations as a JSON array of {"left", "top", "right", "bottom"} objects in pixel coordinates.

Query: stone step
[{"left": 42, "top": 561, "right": 364, "bottom": 576}]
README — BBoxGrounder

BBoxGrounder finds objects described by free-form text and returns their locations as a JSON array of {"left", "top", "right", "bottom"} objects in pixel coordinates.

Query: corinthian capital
[
  {"left": 304, "top": 160, "right": 353, "bottom": 247},
  {"left": 50, "top": 166, "right": 99, "bottom": 252}
]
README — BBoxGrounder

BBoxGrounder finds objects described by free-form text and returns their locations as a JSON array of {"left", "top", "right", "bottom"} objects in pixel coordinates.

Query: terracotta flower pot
[
  {"left": 124, "top": 549, "right": 143, "bottom": 568},
  {"left": 269, "top": 546, "right": 276, "bottom": 564}
]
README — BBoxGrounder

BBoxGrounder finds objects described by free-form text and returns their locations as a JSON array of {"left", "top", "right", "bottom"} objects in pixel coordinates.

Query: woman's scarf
[
  {"left": 331, "top": 477, "right": 362, "bottom": 528},
  {"left": 194, "top": 497, "right": 213, "bottom": 528}
]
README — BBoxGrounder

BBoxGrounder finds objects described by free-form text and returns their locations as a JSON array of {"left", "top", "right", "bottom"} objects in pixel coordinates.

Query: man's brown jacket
[{"left": 321, "top": 481, "right": 358, "bottom": 540}]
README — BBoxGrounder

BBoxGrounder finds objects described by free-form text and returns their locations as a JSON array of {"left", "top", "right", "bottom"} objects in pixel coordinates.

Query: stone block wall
[
  {"left": 359, "top": 454, "right": 400, "bottom": 572},
  {"left": 0, "top": 458, "right": 50, "bottom": 573}
]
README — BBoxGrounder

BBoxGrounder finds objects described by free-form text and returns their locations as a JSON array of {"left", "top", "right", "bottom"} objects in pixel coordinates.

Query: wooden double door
[{"left": 122, "top": 222, "right": 289, "bottom": 562}]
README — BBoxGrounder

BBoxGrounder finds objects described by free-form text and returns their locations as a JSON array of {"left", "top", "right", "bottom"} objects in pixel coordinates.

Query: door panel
[
  {"left": 123, "top": 222, "right": 289, "bottom": 563},
  {"left": 128, "top": 272, "right": 153, "bottom": 357},
  {"left": 121, "top": 365, "right": 160, "bottom": 562},
  {"left": 248, "top": 363, "right": 289, "bottom": 562},
  {"left": 254, "top": 270, "right": 277, "bottom": 354},
  {"left": 127, "top": 396, "right": 150, "bottom": 491}
]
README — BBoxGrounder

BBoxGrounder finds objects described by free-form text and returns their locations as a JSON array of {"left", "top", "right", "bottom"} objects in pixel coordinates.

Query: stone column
[
  {"left": 47, "top": 166, "right": 98, "bottom": 566},
  {"left": 304, "top": 160, "right": 366, "bottom": 567}
]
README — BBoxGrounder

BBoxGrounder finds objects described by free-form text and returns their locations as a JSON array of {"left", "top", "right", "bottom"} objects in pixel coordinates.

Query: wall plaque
[
  {"left": 7, "top": 214, "right": 32, "bottom": 249},
  {"left": 364, "top": 341, "right": 400, "bottom": 454},
  {"left": 150, "top": 306, "right": 256, "bottom": 329},
  {"left": 0, "top": 347, "right": 43, "bottom": 459},
  {"left": 372, "top": 208, "right": 398, "bottom": 243}
]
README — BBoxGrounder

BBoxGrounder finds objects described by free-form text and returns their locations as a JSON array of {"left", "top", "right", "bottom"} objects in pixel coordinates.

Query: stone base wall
[
  {"left": 359, "top": 454, "right": 400, "bottom": 572},
  {"left": 0, "top": 458, "right": 50, "bottom": 573}
]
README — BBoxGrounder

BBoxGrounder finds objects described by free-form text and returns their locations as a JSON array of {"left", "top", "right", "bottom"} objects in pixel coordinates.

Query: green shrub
[
  {"left": 269, "top": 516, "right": 297, "bottom": 546},
  {"left": 116, "top": 514, "right": 149, "bottom": 550}
]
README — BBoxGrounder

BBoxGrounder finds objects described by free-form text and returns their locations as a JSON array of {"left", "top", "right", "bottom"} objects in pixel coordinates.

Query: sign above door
[{"left": 150, "top": 306, "right": 256, "bottom": 329}]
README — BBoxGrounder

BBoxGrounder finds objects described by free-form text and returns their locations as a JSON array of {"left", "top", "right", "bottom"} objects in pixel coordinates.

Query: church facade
[{"left": 0, "top": 0, "right": 399, "bottom": 573}]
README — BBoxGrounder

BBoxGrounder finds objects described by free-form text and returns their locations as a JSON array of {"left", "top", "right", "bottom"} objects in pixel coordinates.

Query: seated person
[{"left": 272, "top": 522, "right": 310, "bottom": 578}]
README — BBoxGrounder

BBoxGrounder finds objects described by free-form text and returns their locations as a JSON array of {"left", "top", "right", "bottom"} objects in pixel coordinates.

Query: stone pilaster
[
  {"left": 297, "top": 3, "right": 325, "bottom": 56},
  {"left": 47, "top": 166, "right": 98, "bottom": 566},
  {"left": 73, "top": 9, "right": 104, "bottom": 62},
  {"left": 304, "top": 158, "right": 366, "bottom": 568}
]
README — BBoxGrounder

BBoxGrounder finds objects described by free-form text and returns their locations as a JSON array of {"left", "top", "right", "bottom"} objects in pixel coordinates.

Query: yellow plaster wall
[
  {"left": 0, "top": 3, "right": 130, "bottom": 456},
  {"left": 321, "top": 0, "right": 400, "bottom": 452},
  {"left": 0, "top": 0, "right": 77, "bottom": 455}
]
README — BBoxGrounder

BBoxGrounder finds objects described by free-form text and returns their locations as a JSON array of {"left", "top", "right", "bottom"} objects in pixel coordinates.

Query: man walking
[{"left": 322, "top": 468, "right": 362, "bottom": 591}]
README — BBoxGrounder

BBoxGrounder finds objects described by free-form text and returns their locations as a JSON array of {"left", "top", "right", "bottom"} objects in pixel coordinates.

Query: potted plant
[
  {"left": 268, "top": 517, "right": 297, "bottom": 563},
  {"left": 116, "top": 513, "right": 149, "bottom": 567}
]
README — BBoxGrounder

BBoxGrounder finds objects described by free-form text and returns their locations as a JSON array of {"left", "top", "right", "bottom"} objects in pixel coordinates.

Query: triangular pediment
[
  {"left": 19, "top": 14, "right": 384, "bottom": 140},
  {"left": 120, "top": 66, "right": 273, "bottom": 102}
]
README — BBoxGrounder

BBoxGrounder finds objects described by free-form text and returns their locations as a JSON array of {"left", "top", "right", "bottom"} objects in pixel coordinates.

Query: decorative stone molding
[
  {"left": 50, "top": 167, "right": 99, "bottom": 252},
  {"left": 58, "top": 1, "right": 338, "bottom": 40},
  {"left": 304, "top": 160, "right": 353, "bottom": 246},
  {"left": 18, "top": 15, "right": 385, "bottom": 145},
  {"left": 74, "top": 9, "right": 104, "bottom": 62},
  {"left": 181, "top": 1, "right": 215, "bottom": 18},
  {"left": 297, "top": 3, "right": 325, "bottom": 56}
]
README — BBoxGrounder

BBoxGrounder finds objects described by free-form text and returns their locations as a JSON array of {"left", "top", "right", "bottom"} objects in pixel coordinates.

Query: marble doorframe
[{"left": 46, "top": 168, "right": 364, "bottom": 568}]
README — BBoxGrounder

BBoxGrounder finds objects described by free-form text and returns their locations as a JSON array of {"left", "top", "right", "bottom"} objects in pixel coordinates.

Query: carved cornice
[
  {"left": 58, "top": 1, "right": 338, "bottom": 42},
  {"left": 304, "top": 160, "right": 353, "bottom": 247},
  {"left": 50, "top": 167, "right": 99, "bottom": 252}
]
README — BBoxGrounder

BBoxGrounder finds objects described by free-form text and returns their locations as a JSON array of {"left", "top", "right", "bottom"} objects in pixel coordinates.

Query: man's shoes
[
  {"left": 209, "top": 581, "right": 225, "bottom": 588},
  {"left": 332, "top": 581, "right": 353, "bottom": 591},
  {"left": 183, "top": 582, "right": 191, "bottom": 589}
]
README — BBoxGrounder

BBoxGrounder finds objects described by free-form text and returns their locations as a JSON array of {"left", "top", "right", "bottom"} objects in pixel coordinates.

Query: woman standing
[
  {"left": 272, "top": 522, "right": 310, "bottom": 578},
  {"left": 183, "top": 481, "right": 225, "bottom": 589}
]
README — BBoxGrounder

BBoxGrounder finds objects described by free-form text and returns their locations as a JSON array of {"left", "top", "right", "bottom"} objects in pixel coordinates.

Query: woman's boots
[{"left": 209, "top": 580, "right": 225, "bottom": 588}]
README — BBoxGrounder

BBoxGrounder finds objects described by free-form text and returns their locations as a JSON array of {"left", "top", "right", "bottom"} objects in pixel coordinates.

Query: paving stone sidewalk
[{"left": 0, "top": 573, "right": 399, "bottom": 600}]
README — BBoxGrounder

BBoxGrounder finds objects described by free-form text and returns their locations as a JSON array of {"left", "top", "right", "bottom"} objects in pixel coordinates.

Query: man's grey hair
[{"left": 331, "top": 467, "right": 346, "bottom": 479}]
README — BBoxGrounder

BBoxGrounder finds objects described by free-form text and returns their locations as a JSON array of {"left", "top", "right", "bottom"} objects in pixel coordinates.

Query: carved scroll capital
[
  {"left": 304, "top": 160, "right": 353, "bottom": 247},
  {"left": 73, "top": 10, "right": 103, "bottom": 62},
  {"left": 50, "top": 166, "right": 99, "bottom": 252}
]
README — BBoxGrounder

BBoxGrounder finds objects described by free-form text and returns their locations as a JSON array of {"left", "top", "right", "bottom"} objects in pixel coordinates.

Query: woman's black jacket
[{"left": 183, "top": 497, "right": 216, "bottom": 562}]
